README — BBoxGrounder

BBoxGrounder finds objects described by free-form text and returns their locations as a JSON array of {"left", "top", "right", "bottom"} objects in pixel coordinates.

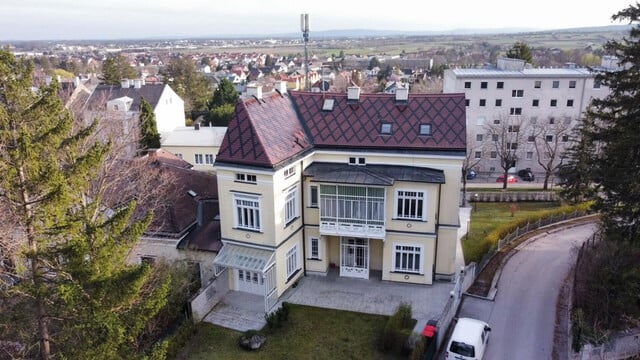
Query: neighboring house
[
  {"left": 83, "top": 79, "right": 185, "bottom": 157},
  {"left": 161, "top": 124, "right": 227, "bottom": 172},
  {"left": 126, "top": 148, "right": 222, "bottom": 285},
  {"left": 443, "top": 57, "right": 616, "bottom": 176},
  {"left": 212, "top": 85, "right": 466, "bottom": 312}
]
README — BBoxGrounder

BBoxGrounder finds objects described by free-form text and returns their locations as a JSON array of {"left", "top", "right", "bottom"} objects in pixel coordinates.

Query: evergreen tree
[
  {"left": 102, "top": 54, "right": 137, "bottom": 85},
  {"left": 139, "top": 97, "right": 161, "bottom": 153},
  {"left": 162, "top": 56, "right": 210, "bottom": 113},
  {"left": 586, "top": 3, "right": 640, "bottom": 241},
  {"left": 506, "top": 41, "right": 533, "bottom": 65},
  {"left": 0, "top": 48, "right": 169, "bottom": 359},
  {"left": 204, "top": 78, "right": 238, "bottom": 126}
]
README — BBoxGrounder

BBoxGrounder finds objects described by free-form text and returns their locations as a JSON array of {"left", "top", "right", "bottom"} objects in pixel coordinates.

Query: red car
[{"left": 496, "top": 174, "right": 518, "bottom": 183}]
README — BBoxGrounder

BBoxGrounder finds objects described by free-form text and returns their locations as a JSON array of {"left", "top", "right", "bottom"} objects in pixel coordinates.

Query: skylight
[
  {"left": 322, "top": 98, "right": 335, "bottom": 111},
  {"left": 380, "top": 123, "right": 392, "bottom": 134},
  {"left": 419, "top": 124, "right": 432, "bottom": 136}
]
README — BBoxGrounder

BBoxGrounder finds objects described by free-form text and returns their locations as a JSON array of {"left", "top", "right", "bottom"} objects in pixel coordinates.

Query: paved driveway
[{"left": 450, "top": 223, "right": 597, "bottom": 360}]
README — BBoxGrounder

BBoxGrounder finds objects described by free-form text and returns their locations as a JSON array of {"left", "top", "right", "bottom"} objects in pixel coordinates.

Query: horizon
[{"left": 1, "top": 0, "right": 636, "bottom": 41}]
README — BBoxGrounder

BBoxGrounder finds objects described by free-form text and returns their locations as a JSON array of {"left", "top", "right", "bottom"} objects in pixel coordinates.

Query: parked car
[
  {"left": 517, "top": 169, "right": 535, "bottom": 181},
  {"left": 466, "top": 169, "right": 477, "bottom": 180},
  {"left": 445, "top": 317, "right": 491, "bottom": 359},
  {"left": 496, "top": 174, "right": 517, "bottom": 183}
]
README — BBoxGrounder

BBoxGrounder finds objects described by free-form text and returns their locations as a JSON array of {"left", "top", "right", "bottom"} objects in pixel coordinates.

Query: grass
[
  {"left": 462, "top": 201, "right": 561, "bottom": 264},
  {"left": 175, "top": 304, "right": 409, "bottom": 360}
]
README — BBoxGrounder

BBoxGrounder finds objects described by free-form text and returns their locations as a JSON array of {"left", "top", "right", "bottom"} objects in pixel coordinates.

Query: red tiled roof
[
  {"left": 215, "top": 92, "right": 313, "bottom": 168},
  {"left": 216, "top": 91, "right": 466, "bottom": 168}
]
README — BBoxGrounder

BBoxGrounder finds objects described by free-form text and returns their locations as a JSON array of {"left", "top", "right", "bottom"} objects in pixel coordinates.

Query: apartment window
[
  {"left": 465, "top": 99, "right": 470, "bottom": 107},
  {"left": 349, "top": 157, "right": 366, "bottom": 165},
  {"left": 233, "top": 193, "right": 261, "bottom": 231},
  {"left": 546, "top": 135, "right": 554, "bottom": 142},
  {"left": 497, "top": 81, "right": 504, "bottom": 89},
  {"left": 567, "top": 99, "right": 574, "bottom": 107},
  {"left": 205, "top": 154, "right": 214, "bottom": 165},
  {"left": 194, "top": 154, "right": 203, "bottom": 164},
  {"left": 284, "top": 165, "right": 296, "bottom": 178},
  {"left": 532, "top": 99, "right": 539, "bottom": 107},
  {"left": 511, "top": 89, "right": 524, "bottom": 98},
  {"left": 479, "top": 99, "right": 486, "bottom": 106},
  {"left": 562, "top": 135, "right": 570, "bottom": 142},
  {"left": 393, "top": 244, "right": 423, "bottom": 274},
  {"left": 474, "top": 151, "right": 482, "bottom": 159},
  {"left": 493, "top": 119, "right": 500, "bottom": 125},
  {"left": 552, "top": 80, "right": 560, "bottom": 88},
  {"left": 594, "top": 79, "right": 601, "bottom": 89},
  {"left": 380, "top": 123, "right": 392, "bottom": 134},
  {"left": 495, "top": 99, "right": 502, "bottom": 107},
  {"left": 476, "top": 134, "right": 483, "bottom": 142},
  {"left": 309, "top": 185, "right": 318, "bottom": 207},
  {"left": 236, "top": 173, "right": 257, "bottom": 184},
  {"left": 464, "top": 81, "right": 471, "bottom": 89},
  {"left": 284, "top": 186, "right": 298, "bottom": 225},
  {"left": 510, "top": 107, "right": 522, "bottom": 115},
  {"left": 476, "top": 117, "right": 485, "bottom": 126},
  {"left": 507, "top": 142, "right": 518, "bottom": 150},
  {"left": 550, "top": 99, "right": 557, "bottom": 107},
  {"left": 526, "top": 151, "right": 533, "bottom": 160},
  {"left": 395, "top": 190, "right": 426, "bottom": 221},
  {"left": 174, "top": 153, "right": 183, "bottom": 159},
  {"left": 492, "top": 134, "right": 499, "bottom": 141},
  {"left": 419, "top": 124, "right": 431, "bottom": 135},
  {"left": 490, "top": 151, "right": 497, "bottom": 159},
  {"left": 549, "top": 117, "right": 555, "bottom": 124},
  {"left": 508, "top": 125, "right": 520, "bottom": 133},
  {"left": 309, "top": 237, "right": 320, "bottom": 259},
  {"left": 534, "top": 80, "right": 542, "bottom": 88},
  {"left": 286, "top": 244, "right": 300, "bottom": 279},
  {"left": 480, "top": 81, "right": 488, "bottom": 89},
  {"left": 569, "top": 80, "right": 576, "bottom": 88},
  {"left": 528, "top": 135, "right": 535, "bottom": 142}
]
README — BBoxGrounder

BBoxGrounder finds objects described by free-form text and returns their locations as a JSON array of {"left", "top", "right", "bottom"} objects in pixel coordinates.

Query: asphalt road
[{"left": 451, "top": 223, "right": 597, "bottom": 360}]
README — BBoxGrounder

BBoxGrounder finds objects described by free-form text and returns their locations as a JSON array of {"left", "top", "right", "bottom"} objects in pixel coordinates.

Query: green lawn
[
  {"left": 462, "top": 201, "right": 562, "bottom": 264},
  {"left": 175, "top": 304, "right": 409, "bottom": 360}
]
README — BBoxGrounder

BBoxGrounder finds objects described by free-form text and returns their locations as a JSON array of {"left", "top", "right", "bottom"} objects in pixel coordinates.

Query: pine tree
[
  {"left": 205, "top": 78, "right": 238, "bottom": 126},
  {"left": 587, "top": 3, "right": 640, "bottom": 241},
  {"left": 506, "top": 41, "right": 533, "bottom": 65},
  {"left": 139, "top": 97, "right": 161, "bottom": 153},
  {"left": 0, "top": 48, "right": 170, "bottom": 359},
  {"left": 102, "top": 54, "right": 137, "bottom": 85}
]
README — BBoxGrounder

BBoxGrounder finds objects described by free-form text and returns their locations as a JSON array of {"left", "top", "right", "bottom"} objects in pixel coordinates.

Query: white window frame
[
  {"left": 175, "top": 153, "right": 183, "bottom": 159},
  {"left": 309, "top": 237, "right": 320, "bottom": 259},
  {"left": 194, "top": 153, "right": 203, "bottom": 164},
  {"left": 395, "top": 190, "right": 426, "bottom": 221},
  {"left": 205, "top": 153, "right": 214, "bottom": 164},
  {"left": 392, "top": 244, "right": 423, "bottom": 274},
  {"left": 233, "top": 193, "right": 262, "bottom": 231},
  {"left": 309, "top": 185, "right": 318, "bottom": 207},
  {"left": 284, "top": 165, "right": 296, "bottom": 178},
  {"left": 286, "top": 243, "right": 300, "bottom": 279},
  {"left": 284, "top": 186, "right": 298, "bottom": 225},
  {"left": 511, "top": 89, "right": 524, "bottom": 98},
  {"left": 235, "top": 173, "right": 257, "bottom": 184}
]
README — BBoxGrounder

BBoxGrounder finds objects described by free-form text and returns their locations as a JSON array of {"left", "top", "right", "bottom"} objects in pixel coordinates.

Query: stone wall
[{"left": 189, "top": 270, "right": 230, "bottom": 322}]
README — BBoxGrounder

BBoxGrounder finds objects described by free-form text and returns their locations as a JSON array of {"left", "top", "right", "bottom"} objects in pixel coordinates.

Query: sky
[{"left": 1, "top": 0, "right": 638, "bottom": 41}]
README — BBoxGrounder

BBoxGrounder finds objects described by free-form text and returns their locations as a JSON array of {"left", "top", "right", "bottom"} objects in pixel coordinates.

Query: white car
[{"left": 445, "top": 317, "right": 491, "bottom": 359}]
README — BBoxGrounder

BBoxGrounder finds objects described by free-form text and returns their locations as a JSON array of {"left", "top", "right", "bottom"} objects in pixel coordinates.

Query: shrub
[
  {"left": 409, "top": 335, "right": 426, "bottom": 360},
  {"left": 264, "top": 302, "right": 291, "bottom": 332},
  {"left": 380, "top": 302, "right": 414, "bottom": 353}
]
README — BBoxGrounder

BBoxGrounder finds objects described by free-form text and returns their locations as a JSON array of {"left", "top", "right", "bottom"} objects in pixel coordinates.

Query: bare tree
[
  {"left": 461, "top": 142, "right": 484, "bottom": 206},
  {"left": 485, "top": 115, "right": 527, "bottom": 189},
  {"left": 531, "top": 116, "right": 573, "bottom": 189}
]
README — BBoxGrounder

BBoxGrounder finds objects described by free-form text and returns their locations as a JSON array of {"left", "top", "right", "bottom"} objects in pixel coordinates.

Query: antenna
[{"left": 300, "top": 14, "right": 310, "bottom": 91}]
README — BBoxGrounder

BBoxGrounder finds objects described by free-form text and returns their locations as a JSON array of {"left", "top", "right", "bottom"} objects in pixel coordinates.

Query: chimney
[
  {"left": 120, "top": 79, "right": 130, "bottom": 88},
  {"left": 73, "top": 76, "right": 80, "bottom": 87},
  {"left": 275, "top": 80, "right": 287, "bottom": 94},
  {"left": 395, "top": 85, "right": 409, "bottom": 104},
  {"left": 246, "top": 84, "right": 262, "bottom": 100},
  {"left": 133, "top": 79, "right": 142, "bottom": 89},
  {"left": 347, "top": 86, "right": 360, "bottom": 103}
]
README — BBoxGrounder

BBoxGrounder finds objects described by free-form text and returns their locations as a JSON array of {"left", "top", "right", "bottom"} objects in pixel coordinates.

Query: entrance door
[
  {"left": 235, "top": 269, "right": 264, "bottom": 295},
  {"left": 340, "top": 238, "right": 369, "bottom": 279}
]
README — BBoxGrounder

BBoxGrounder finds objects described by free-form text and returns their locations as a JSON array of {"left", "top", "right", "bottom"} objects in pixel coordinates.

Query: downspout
[
  {"left": 300, "top": 162, "right": 307, "bottom": 276},
  {"left": 434, "top": 183, "right": 442, "bottom": 281}
]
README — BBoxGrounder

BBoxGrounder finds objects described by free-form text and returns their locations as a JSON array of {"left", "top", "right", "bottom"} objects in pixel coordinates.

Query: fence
[
  {"left": 431, "top": 263, "right": 476, "bottom": 350},
  {"left": 189, "top": 269, "right": 230, "bottom": 322},
  {"left": 474, "top": 209, "right": 590, "bottom": 278}
]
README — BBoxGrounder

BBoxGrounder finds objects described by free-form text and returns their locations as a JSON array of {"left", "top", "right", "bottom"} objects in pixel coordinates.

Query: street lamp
[
  {"left": 300, "top": 13, "right": 310, "bottom": 91},
  {"left": 473, "top": 193, "right": 479, "bottom": 212}
]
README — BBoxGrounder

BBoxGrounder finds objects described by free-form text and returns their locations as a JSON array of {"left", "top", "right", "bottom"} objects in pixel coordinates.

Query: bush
[
  {"left": 409, "top": 336, "right": 426, "bottom": 360},
  {"left": 264, "top": 302, "right": 291, "bottom": 332},
  {"left": 163, "top": 318, "right": 196, "bottom": 359},
  {"left": 380, "top": 302, "right": 414, "bottom": 354}
]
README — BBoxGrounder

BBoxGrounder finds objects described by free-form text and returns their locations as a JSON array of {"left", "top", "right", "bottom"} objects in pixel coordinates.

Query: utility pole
[{"left": 301, "top": 13, "right": 310, "bottom": 91}]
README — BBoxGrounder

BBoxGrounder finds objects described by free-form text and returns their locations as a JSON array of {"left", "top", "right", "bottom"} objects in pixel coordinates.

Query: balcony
[{"left": 318, "top": 184, "right": 385, "bottom": 238}]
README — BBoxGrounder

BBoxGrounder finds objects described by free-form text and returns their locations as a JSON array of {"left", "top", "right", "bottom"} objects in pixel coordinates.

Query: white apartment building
[{"left": 443, "top": 57, "right": 615, "bottom": 178}]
